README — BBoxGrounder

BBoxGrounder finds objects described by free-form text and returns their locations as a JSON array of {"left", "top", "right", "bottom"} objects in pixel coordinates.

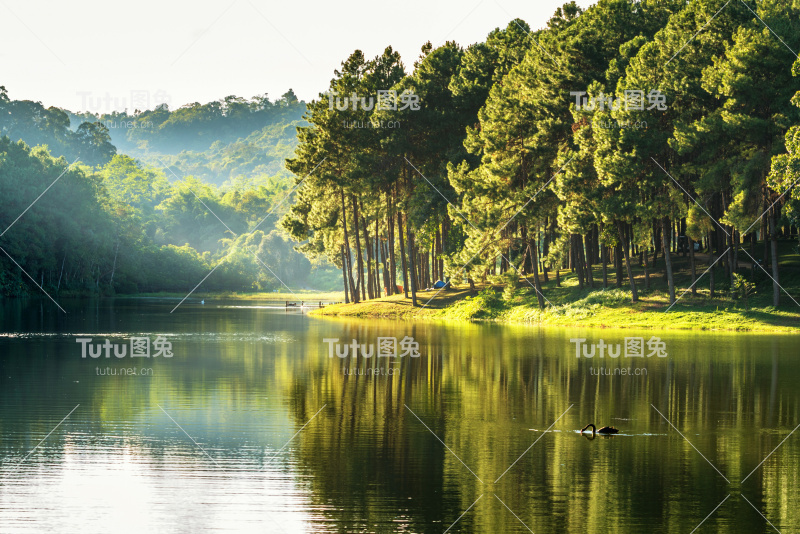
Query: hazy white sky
[{"left": 0, "top": 0, "right": 594, "bottom": 113}]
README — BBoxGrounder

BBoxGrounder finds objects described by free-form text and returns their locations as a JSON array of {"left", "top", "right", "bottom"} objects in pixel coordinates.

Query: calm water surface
[{"left": 0, "top": 297, "right": 799, "bottom": 533}]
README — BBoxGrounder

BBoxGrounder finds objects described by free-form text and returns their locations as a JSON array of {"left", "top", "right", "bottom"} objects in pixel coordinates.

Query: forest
[
  {"left": 283, "top": 0, "right": 800, "bottom": 309},
  {"left": 2, "top": 0, "right": 800, "bottom": 310},
  {"left": 0, "top": 88, "right": 326, "bottom": 296}
]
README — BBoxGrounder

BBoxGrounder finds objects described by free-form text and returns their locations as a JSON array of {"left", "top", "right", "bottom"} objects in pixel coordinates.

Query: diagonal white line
[
  {"left": 741, "top": 494, "right": 782, "bottom": 533},
  {"left": 740, "top": 249, "right": 800, "bottom": 308},
  {"left": 251, "top": 157, "right": 326, "bottom": 234},
  {"left": 416, "top": 157, "right": 573, "bottom": 312},
  {"left": 738, "top": 0, "right": 797, "bottom": 58},
  {"left": 158, "top": 404, "right": 290, "bottom": 533},
  {"left": 689, "top": 494, "right": 731, "bottom": 534},
  {"left": 404, "top": 404, "right": 483, "bottom": 483},
  {"left": 5, "top": 404, "right": 79, "bottom": 470},
  {"left": 443, "top": 494, "right": 483, "bottom": 534},
  {"left": 170, "top": 0, "right": 238, "bottom": 66},
  {"left": 651, "top": 403, "right": 730, "bottom": 483},
  {"left": 742, "top": 174, "right": 800, "bottom": 236},
  {"left": 654, "top": 157, "right": 730, "bottom": 237},
  {"left": 494, "top": 0, "right": 561, "bottom": 67},
  {"left": 664, "top": 0, "right": 732, "bottom": 67},
  {"left": 528, "top": 156, "right": 575, "bottom": 207},
  {"left": 249, "top": 248, "right": 297, "bottom": 296},
  {"left": 261, "top": 404, "right": 327, "bottom": 468},
  {"left": 167, "top": 158, "right": 325, "bottom": 312},
  {"left": 0, "top": 1, "right": 66, "bottom": 65},
  {"left": 494, "top": 494, "right": 534, "bottom": 533},
  {"left": 741, "top": 421, "right": 800, "bottom": 483},
  {"left": 1, "top": 158, "right": 78, "bottom": 237},
  {"left": 170, "top": 262, "right": 223, "bottom": 313},
  {"left": 405, "top": 158, "right": 552, "bottom": 307},
  {"left": 0, "top": 246, "right": 67, "bottom": 313},
  {"left": 246, "top": 0, "right": 314, "bottom": 66},
  {"left": 438, "top": 0, "right": 485, "bottom": 46},
  {"left": 158, "top": 159, "right": 238, "bottom": 237},
  {"left": 664, "top": 247, "right": 730, "bottom": 312},
  {"left": 158, "top": 404, "right": 226, "bottom": 470},
  {"left": 495, "top": 404, "right": 573, "bottom": 483}
]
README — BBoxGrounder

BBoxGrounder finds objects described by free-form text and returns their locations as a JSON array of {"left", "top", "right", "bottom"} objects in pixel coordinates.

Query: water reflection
[{"left": 0, "top": 298, "right": 798, "bottom": 532}]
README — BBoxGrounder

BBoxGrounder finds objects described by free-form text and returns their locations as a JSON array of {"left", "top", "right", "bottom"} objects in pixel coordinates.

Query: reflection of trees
[
  {"left": 2, "top": 302, "right": 800, "bottom": 532},
  {"left": 288, "top": 322, "right": 800, "bottom": 533}
]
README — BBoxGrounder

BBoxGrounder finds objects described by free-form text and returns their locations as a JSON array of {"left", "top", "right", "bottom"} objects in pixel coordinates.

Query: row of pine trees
[{"left": 283, "top": 0, "right": 800, "bottom": 307}]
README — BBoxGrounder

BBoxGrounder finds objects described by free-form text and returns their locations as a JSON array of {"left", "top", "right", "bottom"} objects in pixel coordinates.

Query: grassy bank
[{"left": 310, "top": 254, "right": 800, "bottom": 332}]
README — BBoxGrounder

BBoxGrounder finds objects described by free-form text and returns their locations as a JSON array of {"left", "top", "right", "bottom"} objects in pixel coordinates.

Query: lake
[{"left": 1, "top": 297, "right": 799, "bottom": 533}]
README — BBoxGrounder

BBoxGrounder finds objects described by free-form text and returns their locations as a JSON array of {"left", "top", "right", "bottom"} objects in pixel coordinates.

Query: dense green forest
[
  {"left": 3, "top": 0, "right": 800, "bottom": 308},
  {"left": 0, "top": 88, "right": 332, "bottom": 296},
  {"left": 284, "top": 0, "right": 800, "bottom": 308}
]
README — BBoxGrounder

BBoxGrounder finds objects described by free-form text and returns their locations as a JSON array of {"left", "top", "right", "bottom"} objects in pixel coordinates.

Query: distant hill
[
  {"left": 0, "top": 85, "right": 306, "bottom": 186},
  {"left": 65, "top": 89, "right": 307, "bottom": 186},
  {"left": 0, "top": 85, "right": 116, "bottom": 167}
]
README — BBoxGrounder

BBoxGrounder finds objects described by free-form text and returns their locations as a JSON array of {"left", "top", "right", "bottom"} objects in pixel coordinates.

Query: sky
[{"left": 0, "top": 0, "right": 595, "bottom": 113}]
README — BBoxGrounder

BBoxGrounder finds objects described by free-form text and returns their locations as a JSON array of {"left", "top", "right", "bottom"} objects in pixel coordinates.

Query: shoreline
[{"left": 308, "top": 286, "right": 800, "bottom": 333}]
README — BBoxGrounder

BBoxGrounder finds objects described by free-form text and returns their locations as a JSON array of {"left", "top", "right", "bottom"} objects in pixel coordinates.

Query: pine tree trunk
[
  {"left": 542, "top": 220, "right": 550, "bottom": 283},
  {"left": 341, "top": 245, "right": 350, "bottom": 303},
  {"left": 652, "top": 219, "right": 660, "bottom": 271},
  {"left": 572, "top": 235, "right": 585, "bottom": 289},
  {"left": 709, "top": 231, "right": 716, "bottom": 298},
  {"left": 770, "top": 210, "right": 780, "bottom": 307},
  {"left": 407, "top": 222, "right": 418, "bottom": 306},
  {"left": 352, "top": 198, "right": 366, "bottom": 302},
  {"left": 661, "top": 217, "right": 675, "bottom": 304},
  {"left": 617, "top": 221, "right": 638, "bottom": 302},
  {"left": 689, "top": 237, "right": 697, "bottom": 296},
  {"left": 583, "top": 233, "right": 594, "bottom": 288},
  {"left": 528, "top": 240, "right": 544, "bottom": 309},
  {"left": 362, "top": 212, "right": 374, "bottom": 300},
  {"left": 388, "top": 193, "right": 398, "bottom": 294},
  {"left": 398, "top": 212, "right": 409, "bottom": 299},
  {"left": 340, "top": 188, "right": 358, "bottom": 302}
]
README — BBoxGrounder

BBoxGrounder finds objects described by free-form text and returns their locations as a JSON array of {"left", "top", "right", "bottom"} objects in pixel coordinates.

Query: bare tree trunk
[
  {"left": 528, "top": 240, "right": 545, "bottom": 309},
  {"left": 361, "top": 211, "right": 374, "bottom": 300},
  {"left": 388, "top": 193, "right": 398, "bottom": 294},
  {"left": 352, "top": 197, "right": 366, "bottom": 302},
  {"left": 617, "top": 221, "right": 638, "bottom": 302},
  {"left": 340, "top": 188, "right": 358, "bottom": 302},
  {"left": 398, "top": 213, "right": 409, "bottom": 299},
  {"left": 341, "top": 245, "right": 350, "bottom": 303},
  {"left": 572, "top": 235, "right": 585, "bottom": 289},
  {"left": 643, "top": 237, "right": 650, "bottom": 290},
  {"left": 583, "top": 233, "right": 594, "bottom": 288},
  {"left": 770, "top": 210, "right": 780, "bottom": 307},
  {"left": 661, "top": 217, "right": 675, "bottom": 304},
  {"left": 615, "top": 242, "right": 623, "bottom": 288},
  {"left": 689, "top": 237, "right": 697, "bottom": 296},
  {"left": 407, "top": 222, "right": 418, "bottom": 306}
]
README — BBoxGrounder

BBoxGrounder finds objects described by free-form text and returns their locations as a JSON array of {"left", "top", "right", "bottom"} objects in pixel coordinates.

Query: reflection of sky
[{"left": 0, "top": 422, "right": 323, "bottom": 533}]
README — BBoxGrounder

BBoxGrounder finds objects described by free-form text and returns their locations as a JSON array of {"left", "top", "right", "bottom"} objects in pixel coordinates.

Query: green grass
[{"left": 311, "top": 239, "right": 800, "bottom": 332}]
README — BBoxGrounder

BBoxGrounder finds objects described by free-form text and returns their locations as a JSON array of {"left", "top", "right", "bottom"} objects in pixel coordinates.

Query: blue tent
[{"left": 433, "top": 280, "right": 446, "bottom": 289}]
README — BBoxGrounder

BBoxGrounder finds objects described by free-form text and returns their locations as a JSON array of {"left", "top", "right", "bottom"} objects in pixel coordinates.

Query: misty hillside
[{"left": 0, "top": 86, "right": 306, "bottom": 186}]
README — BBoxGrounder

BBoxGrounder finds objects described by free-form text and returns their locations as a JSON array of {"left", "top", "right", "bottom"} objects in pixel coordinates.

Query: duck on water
[{"left": 580, "top": 424, "right": 619, "bottom": 435}]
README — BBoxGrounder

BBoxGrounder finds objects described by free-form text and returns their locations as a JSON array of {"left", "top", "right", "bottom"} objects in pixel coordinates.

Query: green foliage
[
  {"left": 732, "top": 273, "right": 756, "bottom": 309},
  {"left": 0, "top": 90, "right": 116, "bottom": 166},
  {"left": 446, "top": 287, "right": 502, "bottom": 320}
]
